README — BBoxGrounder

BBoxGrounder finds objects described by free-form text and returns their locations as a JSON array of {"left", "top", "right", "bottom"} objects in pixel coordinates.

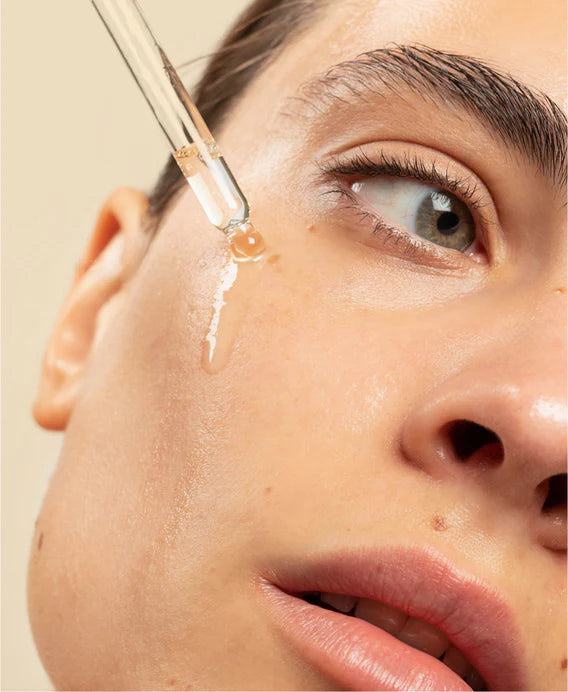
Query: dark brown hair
[{"left": 147, "top": 0, "right": 322, "bottom": 232}]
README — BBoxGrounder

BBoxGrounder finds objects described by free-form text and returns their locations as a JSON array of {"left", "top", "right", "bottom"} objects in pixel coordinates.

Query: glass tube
[{"left": 91, "top": 0, "right": 251, "bottom": 232}]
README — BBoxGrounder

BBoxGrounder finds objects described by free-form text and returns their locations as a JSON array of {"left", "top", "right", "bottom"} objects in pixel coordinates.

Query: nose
[{"left": 400, "top": 295, "right": 567, "bottom": 552}]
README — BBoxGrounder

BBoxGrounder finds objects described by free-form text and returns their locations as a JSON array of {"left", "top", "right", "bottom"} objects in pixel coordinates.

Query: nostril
[
  {"left": 541, "top": 473, "right": 567, "bottom": 511},
  {"left": 537, "top": 474, "right": 566, "bottom": 552},
  {"left": 446, "top": 419, "right": 504, "bottom": 463}
]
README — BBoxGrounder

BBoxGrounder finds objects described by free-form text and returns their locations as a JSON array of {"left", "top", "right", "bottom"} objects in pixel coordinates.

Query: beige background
[{"left": 2, "top": 1, "right": 251, "bottom": 688}]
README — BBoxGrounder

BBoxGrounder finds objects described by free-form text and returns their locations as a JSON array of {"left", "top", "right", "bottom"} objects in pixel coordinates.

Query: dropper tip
[{"left": 227, "top": 221, "right": 265, "bottom": 262}]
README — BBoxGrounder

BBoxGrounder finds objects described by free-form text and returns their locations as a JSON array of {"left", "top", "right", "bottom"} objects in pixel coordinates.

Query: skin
[{"left": 28, "top": 0, "right": 566, "bottom": 690}]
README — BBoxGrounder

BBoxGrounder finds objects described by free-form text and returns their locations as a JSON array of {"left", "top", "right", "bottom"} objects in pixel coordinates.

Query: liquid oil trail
[{"left": 201, "top": 224, "right": 266, "bottom": 374}]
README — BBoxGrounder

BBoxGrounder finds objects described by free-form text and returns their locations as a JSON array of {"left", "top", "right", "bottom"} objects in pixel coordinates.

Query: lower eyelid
[{"left": 370, "top": 213, "right": 463, "bottom": 267}]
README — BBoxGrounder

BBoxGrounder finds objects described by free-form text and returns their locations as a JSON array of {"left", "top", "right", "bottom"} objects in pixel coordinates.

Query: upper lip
[{"left": 258, "top": 544, "right": 527, "bottom": 690}]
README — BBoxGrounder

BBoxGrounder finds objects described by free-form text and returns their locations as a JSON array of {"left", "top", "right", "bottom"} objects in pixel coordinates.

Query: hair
[{"left": 146, "top": 0, "right": 323, "bottom": 234}]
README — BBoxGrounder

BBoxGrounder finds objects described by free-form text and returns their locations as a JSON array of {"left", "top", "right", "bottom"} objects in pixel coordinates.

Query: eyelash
[{"left": 318, "top": 149, "right": 490, "bottom": 264}]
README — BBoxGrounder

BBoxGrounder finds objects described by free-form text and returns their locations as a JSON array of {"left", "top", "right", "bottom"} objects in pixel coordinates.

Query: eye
[
  {"left": 317, "top": 148, "right": 493, "bottom": 268},
  {"left": 351, "top": 178, "right": 476, "bottom": 253}
]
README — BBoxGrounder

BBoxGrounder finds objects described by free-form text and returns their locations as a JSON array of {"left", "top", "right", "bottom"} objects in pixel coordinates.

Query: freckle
[
  {"left": 37, "top": 533, "right": 44, "bottom": 551},
  {"left": 554, "top": 287, "right": 566, "bottom": 294},
  {"left": 267, "top": 254, "right": 281, "bottom": 265},
  {"left": 561, "top": 658, "right": 567, "bottom": 669},
  {"left": 167, "top": 679, "right": 176, "bottom": 687},
  {"left": 265, "top": 486, "right": 272, "bottom": 494},
  {"left": 346, "top": 527, "right": 351, "bottom": 532},
  {"left": 432, "top": 515, "right": 449, "bottom": 532}
]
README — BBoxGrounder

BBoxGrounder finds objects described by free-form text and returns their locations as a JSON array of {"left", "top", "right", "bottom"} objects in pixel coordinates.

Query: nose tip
[{"left": 401, "top": 374, "right": 567, "bottom": 551}]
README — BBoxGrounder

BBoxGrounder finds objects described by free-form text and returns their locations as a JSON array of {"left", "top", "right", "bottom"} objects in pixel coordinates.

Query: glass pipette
[{"left": 91, "top": 0, "right": 265, "bottom": 261}]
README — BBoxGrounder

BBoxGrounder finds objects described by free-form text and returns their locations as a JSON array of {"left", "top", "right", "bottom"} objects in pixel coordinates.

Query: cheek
[{"left": 27, "top": 181, "right": 480, "bottom": 687}]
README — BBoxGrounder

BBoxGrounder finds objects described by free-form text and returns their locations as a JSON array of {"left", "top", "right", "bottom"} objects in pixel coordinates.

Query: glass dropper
[{"left": 91, "top": 0, "right": 265, "bottom": 261}]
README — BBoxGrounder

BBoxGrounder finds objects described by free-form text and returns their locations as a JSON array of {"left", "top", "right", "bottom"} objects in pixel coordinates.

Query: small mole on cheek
[
  {"left": 37, "top": 533, "right": 44, "bottom": 551},
  {"left": 167, "top": 679, "right": 176, "bottom": 687},
  {"left": 432, "top": 515, "right": 449, "bottom": 532},
  {"left": 561, "top": 658, "right": 567, "bottom": 670},
  {"left": 306, "top": 223, "right": 315, "bottom": 232},
  {"left": 554, "top": 287, "right": 566, "bottom": 294},
  {"left": 265, "top": 486, "right": 272, "bottom": 494},
  {"left": 267, "top": 254, "right": 281, "bottom": 265}
]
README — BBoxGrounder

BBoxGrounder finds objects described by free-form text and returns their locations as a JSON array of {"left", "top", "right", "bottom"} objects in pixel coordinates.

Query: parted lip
[{"left": 257, "top": 544, "right": 527, "bottom": 691}]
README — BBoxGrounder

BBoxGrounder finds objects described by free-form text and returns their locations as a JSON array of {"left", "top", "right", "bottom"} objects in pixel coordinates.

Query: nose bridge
[
  {"left": 497, "top": 291, "right": 567, "bottom": 415},
  {"left": 494, "top": 294, "right": 566, "bottom": 491}
]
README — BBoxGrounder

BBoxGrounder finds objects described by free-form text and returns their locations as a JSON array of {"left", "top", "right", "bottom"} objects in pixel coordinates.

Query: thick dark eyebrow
[{"left": 288, "top": 44, "right": 567, "bottom": 188}]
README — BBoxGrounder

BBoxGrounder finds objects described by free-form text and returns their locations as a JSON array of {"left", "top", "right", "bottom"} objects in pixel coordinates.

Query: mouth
[
  {"left": 300, "top": 591, "right": 486, "bottom": 689},
  {"left": 257, "top": 545, "right": 526, "bottom": 691}
]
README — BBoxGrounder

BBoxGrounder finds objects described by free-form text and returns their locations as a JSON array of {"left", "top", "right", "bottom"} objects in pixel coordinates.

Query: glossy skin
[{"left": 29, "top": 0, "right": 566, "bottom": 689}]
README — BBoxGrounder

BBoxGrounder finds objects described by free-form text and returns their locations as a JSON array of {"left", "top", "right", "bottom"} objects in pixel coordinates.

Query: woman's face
[{"left": 29, "top": 0, "right": 566, "bottom": 689}]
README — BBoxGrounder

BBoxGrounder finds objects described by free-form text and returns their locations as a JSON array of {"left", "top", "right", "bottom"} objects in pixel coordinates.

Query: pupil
[{"left": 437, "top": 211, "right": 460, "bottom": 235}]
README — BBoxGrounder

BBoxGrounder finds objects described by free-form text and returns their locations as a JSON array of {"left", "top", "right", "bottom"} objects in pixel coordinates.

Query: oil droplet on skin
[{"left": 201, "top": 222, "right": 266, "bottom": 374}]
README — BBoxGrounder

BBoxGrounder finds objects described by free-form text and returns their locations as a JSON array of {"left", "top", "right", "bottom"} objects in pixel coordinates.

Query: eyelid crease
[{"left": 293, "top": 44, "right": 567, "bottom": 188}]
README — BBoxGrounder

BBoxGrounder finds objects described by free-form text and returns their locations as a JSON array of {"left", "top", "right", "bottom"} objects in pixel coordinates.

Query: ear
[{"left": 33, "top": 187, "right": 150, "bottom": 431}]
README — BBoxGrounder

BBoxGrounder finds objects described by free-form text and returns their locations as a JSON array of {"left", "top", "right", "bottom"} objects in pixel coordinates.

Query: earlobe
[{"left": 33, "top": 187, "right": 150, "bottom": 431}]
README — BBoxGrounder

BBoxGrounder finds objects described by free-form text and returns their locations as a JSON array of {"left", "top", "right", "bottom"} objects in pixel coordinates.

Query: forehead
[{"left": 288, "top": 0, "right": 565, "bottom": 109}]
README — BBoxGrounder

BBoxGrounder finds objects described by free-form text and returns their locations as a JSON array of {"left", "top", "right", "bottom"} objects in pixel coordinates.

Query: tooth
[
  {"left": 464, "top": 667, "right": 486, "bottom": 691},
  {"left": 319, "top": 592, "right": 358, "bottom": 613},
  {"left": 442, "top": 644, "right": 471, "bottom": 678},
  {"left": 396, "top": 616, "right": 449, "bottom": 658},
  {"left": 354, "top": 598, "right": 408, "bottom": 636}
]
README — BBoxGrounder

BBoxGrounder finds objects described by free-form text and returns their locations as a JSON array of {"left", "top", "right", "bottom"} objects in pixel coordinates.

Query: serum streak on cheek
[{"left": 201, "top": 225, "right": 267, "bottom": 374}]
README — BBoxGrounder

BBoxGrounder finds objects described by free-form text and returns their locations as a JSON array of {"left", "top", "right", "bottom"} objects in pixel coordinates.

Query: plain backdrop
[{"left": 2, "top": 1, "right": 252, "bottom": 688}]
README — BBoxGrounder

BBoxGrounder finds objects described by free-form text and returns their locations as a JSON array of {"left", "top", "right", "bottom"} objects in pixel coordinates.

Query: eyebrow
[{"left": 288, "top": 44, "right": 567, "bottom": 188}]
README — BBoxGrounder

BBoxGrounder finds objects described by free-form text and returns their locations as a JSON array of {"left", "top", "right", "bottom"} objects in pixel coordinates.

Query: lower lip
[{"left": 260, "top": 584, "right": 472, "bottom": 691}]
